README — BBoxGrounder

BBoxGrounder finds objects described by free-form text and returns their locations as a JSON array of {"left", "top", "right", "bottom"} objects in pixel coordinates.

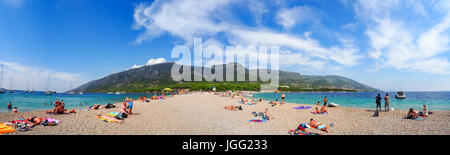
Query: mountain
[{"left": 72, "top": 62, "right": 379, "bottom": 92}]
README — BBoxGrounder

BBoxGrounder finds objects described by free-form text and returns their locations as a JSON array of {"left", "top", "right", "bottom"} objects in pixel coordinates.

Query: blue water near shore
[
  {"left": 252, "top": 92, "right": 450, "bottom": 111},
  {"left": 0, "top": 90, "right": 167, "bottom": 113}
]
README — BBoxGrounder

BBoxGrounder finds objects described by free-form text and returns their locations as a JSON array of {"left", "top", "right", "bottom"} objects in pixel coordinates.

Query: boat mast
[
  {"left": 0, "top": 64, "right": 3, "bottom": 89},
  {"left": 9, "top": 74, "right": 12, "bottom": 91}
]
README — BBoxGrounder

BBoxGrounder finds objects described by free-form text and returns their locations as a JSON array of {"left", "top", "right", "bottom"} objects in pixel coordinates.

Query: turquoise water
[
  {"left": 0, "top": 90, "right": 169, "bottom": 113},
  {"left": 252, "top": 92, "right": 450, "bottom": 111}
]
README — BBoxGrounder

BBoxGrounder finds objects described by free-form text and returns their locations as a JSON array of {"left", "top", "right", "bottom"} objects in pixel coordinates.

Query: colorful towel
[
  {"left": 106, "top": 112, "right": 119, "bottom": 117},
  {"left": 96, "top": 115, "right": 121, "bottom": 123},
  {"left": 291, "top": 130, "right": 320, "bottom": 135},
  {"left": 293, "top": 106, "right": 312, "bottom": 110},
  {"left": 0, "top": 123, "right": 16, "bottom": 134},
  {"left": 249, "top": 119, "right": 266, "bottom": 123},
  {"left": 311, "top": 111, "right": 328, "bottom": 114}
]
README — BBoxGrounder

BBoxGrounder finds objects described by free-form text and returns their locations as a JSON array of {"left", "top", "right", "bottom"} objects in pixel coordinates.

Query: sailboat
[
  {"left": 67, "top": 81, "right": 75, "bottom": 95},
  {"left": 45, "top": 75, "right": 55, "bottom": 95},
  {"left": 8, "top": 75, "right": 13, "bottom": 93},
  {"left": 0, "top": 64, "right": 5, "bottom": 94},
  {"left": 25, "top": 80, "right": 33, "bottom": 93}
]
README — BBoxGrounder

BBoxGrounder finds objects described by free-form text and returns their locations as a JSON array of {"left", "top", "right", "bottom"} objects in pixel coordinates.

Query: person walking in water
[
  {"left": 376, "top": 93, "right": 382, "bottom": 112},
  {"left": 8, "top": 101, "right": 12, "bottom": 109},
  {"left": 323, "top": 96, "right": 328, "bottom": 107},
  {"left": 384, "top": 93, "right": 390, "bottom": 111},
  {"left": 281, "top": 93, "right": 286, "bottom": 104}
]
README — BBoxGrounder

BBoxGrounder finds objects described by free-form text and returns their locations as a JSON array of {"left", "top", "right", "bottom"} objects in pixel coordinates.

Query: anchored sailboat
[
  {"left": 67, "top": 81, "right": 75, "bottom": 95},
  {"left": 25, "top": 80, "right": 34, "bottom": 93},
  {"left": 8, "top": 75, "right": 13, "bottom": 93},
  {"left": 0, "top": 64, "right": 5, "bottom": 94},
  {"left": 45, "top": 75, "right": 56, "bottom": 95}
]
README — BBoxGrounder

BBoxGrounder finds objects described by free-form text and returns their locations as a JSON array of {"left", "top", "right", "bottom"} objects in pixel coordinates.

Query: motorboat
[{"left": 395, "top": 91, "right": 406, "bottom": 99}]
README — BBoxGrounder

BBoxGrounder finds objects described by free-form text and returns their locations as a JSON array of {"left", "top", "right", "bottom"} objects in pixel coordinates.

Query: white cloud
[
  {"left": 146, "top": 58, "right": 166, "bottom": 65},
  {"left": 127, "top": 58, "right": 167, "bottom": 70},
  {"left": 355, "top": 0, "right": 450, "bottom": 74},
  {"left": 133, "top": 0, "right": 363, "bottom": 71},
  {"left": 0, "top": 60, "right": 87, "bottom": 92},
  {"left": 275, "top": 6, "right": 315, "bottom": 30}
]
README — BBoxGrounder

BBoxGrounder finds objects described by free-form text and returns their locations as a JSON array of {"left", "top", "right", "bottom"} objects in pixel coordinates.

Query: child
[{"left": 13, "top": 107, "right": 18, "bottom": 113}]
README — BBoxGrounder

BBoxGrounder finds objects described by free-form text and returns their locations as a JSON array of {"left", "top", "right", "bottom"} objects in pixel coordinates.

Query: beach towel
[
  {"left": 106, "top": 112, "right": 119, "bottom": 117},
  {"left": 245, "top": 102, "right": 256, "bottom": 105},
  {"left": 80, "top": 108, "right": 90, "bottom": 111},
  {"left": 0, "top": 123, "right": 16, "bottom": 134},
  {"left": 311, "top": 111, "right": 328, "bottom": 115},
  {"left": 96, "top": 115, "right": 121, "bottom": 123},
  {"left": 293, "top": 106, "right": 312, "bottom": 110},
  {"left": 249, "top": 119, "right": 266, "bottom": 123},
  {"left": 289, "top": 129, "right": 320, "bottom": 135}
]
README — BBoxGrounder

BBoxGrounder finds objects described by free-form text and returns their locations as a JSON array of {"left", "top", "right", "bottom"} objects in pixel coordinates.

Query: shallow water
[
  {"left": 252, "top": 92, "right": 450, "bottom": 111},
  {"left": 0, "top": 90, "right": 169, "bottom": 113}
]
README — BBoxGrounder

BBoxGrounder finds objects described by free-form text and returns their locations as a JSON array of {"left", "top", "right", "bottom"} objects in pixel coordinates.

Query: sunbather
[
  {"left": 309, "top": 118, "right": 329, "bottom": 133},
  {"left": 22, "top": 116, "right": 58, "bottom": 128},
  {"left": 405, "top": 108, "right": 419, "bottom": 119}
]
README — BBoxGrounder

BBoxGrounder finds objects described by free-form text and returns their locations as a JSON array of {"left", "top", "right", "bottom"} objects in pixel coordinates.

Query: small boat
[
  {"left": 79, "top": 92, "right": 84, "bottom": 95},
  {"left": 107, "top": 92, "right": 113, "bottom": 94},
  {"left": 327, "top": 102, "right": 339, "bottom": 107},
  {"left": 115, "top": 92, "right": 121, "bottom": 95},
  {"left": 67, "top": 82, "right": 75, "bottom": 95},
  {"left": 395, "top": 91, "right": 406, "bottom": 99}
]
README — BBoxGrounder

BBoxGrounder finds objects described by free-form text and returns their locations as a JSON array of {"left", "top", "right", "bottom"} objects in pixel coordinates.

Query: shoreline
[{"left": 1, "top": 92, "right": 449, "bottom": 135}]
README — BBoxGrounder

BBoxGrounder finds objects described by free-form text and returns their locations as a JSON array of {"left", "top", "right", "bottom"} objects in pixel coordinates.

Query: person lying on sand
[
  {"left": 22, "top": 116, "right": 58, "bottom": 128},
  {"left": 46, "top": 108, "right": 76, "bottom": 114},
  {"left": 309, "top": 118, "right": 329, "bottom": 133},
  {"left": 405, "top": 108, "right": 419, "bottom": 119},
  {"left": 225, "top": 105, "right": 242, "bottom": 111},
  {"left": 97, "top": 114, "right": 123, "bottom": 123}
]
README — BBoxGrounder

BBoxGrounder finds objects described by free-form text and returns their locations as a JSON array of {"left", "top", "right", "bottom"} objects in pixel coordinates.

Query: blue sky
[{"left": 1, "top": 0, "right": 450, "bottom": 92}]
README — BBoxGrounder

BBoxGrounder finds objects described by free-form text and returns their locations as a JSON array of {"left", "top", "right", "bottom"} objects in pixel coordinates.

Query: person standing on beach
[
  {"left": 128, "top": 99, "right": 134, "bottom": 115},
  {"left": 376, "top": 93, "right": 382, "bottom": 112},
  {"left": 281, "top": 93, "right": 286, "bottom": 104},
  {"left": 323, "top": 97, "right": 328, "bottom": 107},
  {"left": 13, "top": 107, "right": 17, "bottom": 113},
  {"left": 384, "top": 93, "right": 390, "bottom": 111}
]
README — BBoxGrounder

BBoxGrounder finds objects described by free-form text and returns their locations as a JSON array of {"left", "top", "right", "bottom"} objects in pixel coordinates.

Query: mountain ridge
[{"left": 72, "top": 62, "right": 380, "bottom": 92}]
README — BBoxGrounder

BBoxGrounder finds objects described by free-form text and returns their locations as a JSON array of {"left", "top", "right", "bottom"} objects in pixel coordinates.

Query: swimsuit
[{"left": 30, "top": 117, "right": 37, "bottom": 123}]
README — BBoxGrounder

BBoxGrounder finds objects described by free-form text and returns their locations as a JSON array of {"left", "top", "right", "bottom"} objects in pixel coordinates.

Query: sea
[
  {"left": 0, "top": 90, "right": 169, "bottom": 113},
  {"left": 1, "top": 91, "right": 449, "bottom": 113},
  {"left": 252, "top": 92, "right": 450, "bottom": 111}
]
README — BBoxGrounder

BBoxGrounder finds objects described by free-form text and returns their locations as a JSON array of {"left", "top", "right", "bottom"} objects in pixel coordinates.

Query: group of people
[
  {"left": 405, "top": 105, "right": 429, "bottom": 119},
  {"left": 46, "top": 100, "right": 76, "bottom": 115},
  {"left": 375, "top": 93, "right": 390, "bottom": 112},
  {"left": 7, "top": 101, "right": 18, "bottom": 113},
  {"left": 85, "top": 103, "right": 116, "bottom": 110}
]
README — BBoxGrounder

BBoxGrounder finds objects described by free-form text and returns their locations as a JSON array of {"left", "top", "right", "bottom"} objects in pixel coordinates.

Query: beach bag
[
  {"left": 373, "top": 110, "right": 379, "bottom": 117},
  {"left": 17, "top": 122, "right": 29, "bottom": 132}
]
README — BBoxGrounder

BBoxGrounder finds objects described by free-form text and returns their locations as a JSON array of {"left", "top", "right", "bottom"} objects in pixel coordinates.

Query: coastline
[{"left": 1, "top": 92, "right": 449, "bottom": 135}]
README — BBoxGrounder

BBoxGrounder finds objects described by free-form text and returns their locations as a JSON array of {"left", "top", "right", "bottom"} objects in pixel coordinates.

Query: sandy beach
[{"left": 1, "top": 92, "right": 449, "bottom": 135}]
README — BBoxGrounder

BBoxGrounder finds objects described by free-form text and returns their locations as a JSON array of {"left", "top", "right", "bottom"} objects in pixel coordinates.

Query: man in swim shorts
[{"left": 323, "top": 97, "right": 328, "bottom": 107}]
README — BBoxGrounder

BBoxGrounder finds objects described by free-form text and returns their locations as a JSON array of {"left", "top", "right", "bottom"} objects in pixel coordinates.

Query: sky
[{"left": 1, "top": 0, "right": 450, "bottom": 92}]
